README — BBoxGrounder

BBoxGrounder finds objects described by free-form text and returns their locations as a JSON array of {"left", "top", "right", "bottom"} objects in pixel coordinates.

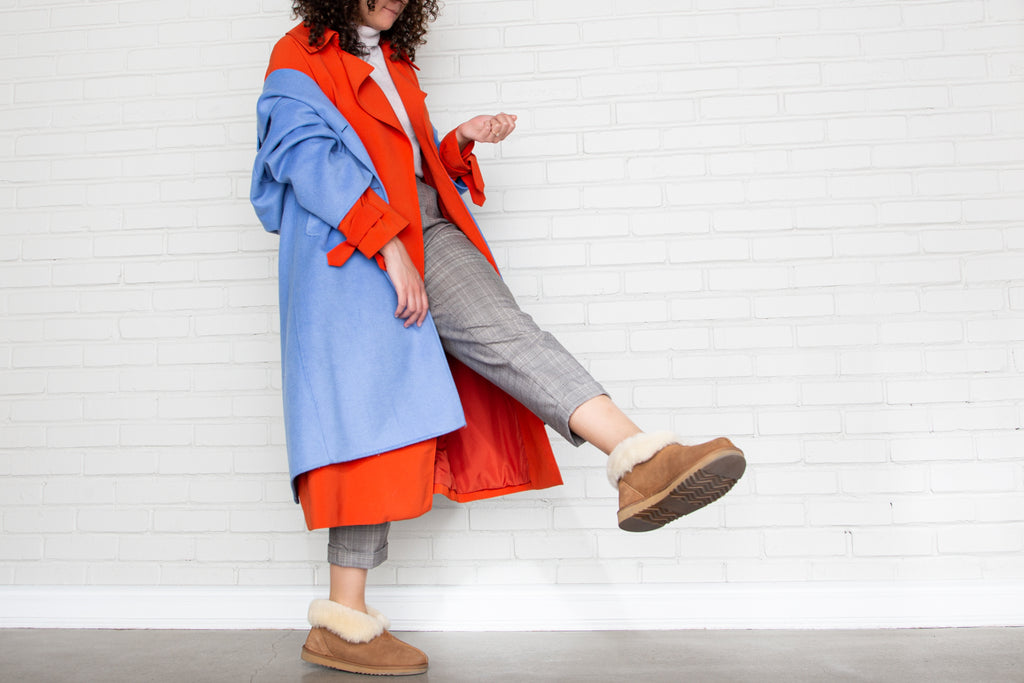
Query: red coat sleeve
[{"left": 438, "top": 130, "right": 485, "bottom": 206}]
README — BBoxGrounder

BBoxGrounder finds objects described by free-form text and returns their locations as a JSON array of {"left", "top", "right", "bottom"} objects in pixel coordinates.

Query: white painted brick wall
[{"left": 1, "top": 0, "right": 1022, "bottom": 597}]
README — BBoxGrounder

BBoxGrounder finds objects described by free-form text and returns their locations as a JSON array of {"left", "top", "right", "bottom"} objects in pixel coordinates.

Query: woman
[{"left": 251, "top": 0, "right": 746, "bottom": 675}]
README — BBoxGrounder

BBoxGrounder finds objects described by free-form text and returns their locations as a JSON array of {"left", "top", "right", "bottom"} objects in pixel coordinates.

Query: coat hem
[
  {"left": 289, "top": 422, "right": 466, "bottom": 503},
  {"left": 301, "top": 479, "right": 564, "bottom": 530},
  {"left": 433, "top": 478, "right": 563, "bottom": 504}
]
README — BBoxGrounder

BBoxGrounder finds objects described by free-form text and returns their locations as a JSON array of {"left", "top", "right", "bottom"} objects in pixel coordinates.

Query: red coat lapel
[{"left": 339, "top": 48, "right": 407, "bottom": 134}]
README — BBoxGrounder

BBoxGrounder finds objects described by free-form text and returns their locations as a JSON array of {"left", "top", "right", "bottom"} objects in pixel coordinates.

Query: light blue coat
[{"left": 251, "top": 68, "right": 467, "bottom": 498}]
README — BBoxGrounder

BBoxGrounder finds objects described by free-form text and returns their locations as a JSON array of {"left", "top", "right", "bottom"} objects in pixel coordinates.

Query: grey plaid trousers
[{"left": 327, "top": 179, "right": 604, "bottom": 569}]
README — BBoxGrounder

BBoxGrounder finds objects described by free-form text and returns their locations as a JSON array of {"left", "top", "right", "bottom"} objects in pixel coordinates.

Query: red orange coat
[{"left": 259, "top": 25, "right": 562, "bottom": 529}]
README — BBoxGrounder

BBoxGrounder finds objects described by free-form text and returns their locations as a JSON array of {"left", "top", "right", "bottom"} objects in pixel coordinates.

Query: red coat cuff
[
  {"left": 439, "top": 130, "right": 486, "bottom": 206},
  {"left": 327, "top": 191, "right": 408, "bottom": 267}
]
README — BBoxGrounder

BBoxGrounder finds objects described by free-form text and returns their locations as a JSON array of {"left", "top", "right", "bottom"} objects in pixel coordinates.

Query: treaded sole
[
  {"left": 618, "top": 451, "right": 746, "bottom": 532},
  {"left": 301, "top": 646, "right": 428, "bottom": 676}
]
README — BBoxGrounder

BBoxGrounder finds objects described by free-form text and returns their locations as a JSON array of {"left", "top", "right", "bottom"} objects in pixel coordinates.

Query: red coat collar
[
  {"left": 287, "top": 23, "right": 336, "bottom": 54},
  {"left": 285, "top": 23, "right": 418, "bottom": 69}
]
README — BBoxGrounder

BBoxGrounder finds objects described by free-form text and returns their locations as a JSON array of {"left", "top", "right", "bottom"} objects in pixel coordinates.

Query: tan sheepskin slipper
[
  {"left": 300, "top": 599, "right": 427, "bottom": 676},
  {"left": 608, "top": 431, "right": 746, "bottom": 532}
]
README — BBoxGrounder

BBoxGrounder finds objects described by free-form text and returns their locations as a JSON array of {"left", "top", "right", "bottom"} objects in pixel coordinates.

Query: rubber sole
[
  {"left": 618, "top": 448, "right": 746, "bottom": 532},
  {"left": 301, "top": 646, "right": 428, "bottom": 676}
]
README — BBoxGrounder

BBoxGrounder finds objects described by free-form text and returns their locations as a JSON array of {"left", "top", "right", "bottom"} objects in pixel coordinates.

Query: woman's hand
[
  {"left": 380, "top": 236, "right": 428, "bottom": 328},
  {"left": 455, "top": 113, "right": 517, "bottom": 150}
]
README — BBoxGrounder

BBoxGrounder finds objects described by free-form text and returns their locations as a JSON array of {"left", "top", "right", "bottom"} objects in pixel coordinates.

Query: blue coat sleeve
[{"left": 251, "top": 69, "right": 408, "bottom": 261}]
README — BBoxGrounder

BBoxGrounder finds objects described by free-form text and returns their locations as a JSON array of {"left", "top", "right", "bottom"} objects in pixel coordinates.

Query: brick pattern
[{"left": 1, "top": 1, "right": 1022, "bottom": 589}]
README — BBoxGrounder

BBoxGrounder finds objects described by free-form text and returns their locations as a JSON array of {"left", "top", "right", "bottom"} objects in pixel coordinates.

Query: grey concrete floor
[{"left": 1, "top": 628, "right": 1022, "bottom": 682}]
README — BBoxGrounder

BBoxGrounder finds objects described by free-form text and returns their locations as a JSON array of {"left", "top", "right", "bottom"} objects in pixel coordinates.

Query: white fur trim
[
  {"left": 366, "top": 605, "right": 390, "bottom": 631},
  {"left": 307, "top": 599, "right": 385, "bottom": 644},
  {"left": 606, "top": 431, "right": 684, "bottom": 487}
]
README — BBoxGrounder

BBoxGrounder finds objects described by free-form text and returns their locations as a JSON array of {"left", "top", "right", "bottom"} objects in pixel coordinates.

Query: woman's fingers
[
  {"left": 458, "top": 113, "right": 517, "bottom": 144},
  {"left": 382, "top": 236, "right": 428, "bottom": 328},
  {"left": 411, "top": 284, "right": 429, "bottom": 327},
  {"left": 394, "top": 276, "right": 428, "bottom": 328},
  {"left": 488, "top": 113, "right": 516, "bottom": 141},
  {"left": 393, "top": 285, "right": 408, "bottom": 319}
]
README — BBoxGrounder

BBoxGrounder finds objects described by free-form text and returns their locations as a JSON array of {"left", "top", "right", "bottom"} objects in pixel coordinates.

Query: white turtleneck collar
[{"left": 356, "top": 24, "right": 381, "bottom": 51}]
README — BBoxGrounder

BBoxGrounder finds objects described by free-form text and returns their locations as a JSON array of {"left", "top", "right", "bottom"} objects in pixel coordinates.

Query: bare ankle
[{"left": 328, "top": 596, "right": 367, "bottom": 613}]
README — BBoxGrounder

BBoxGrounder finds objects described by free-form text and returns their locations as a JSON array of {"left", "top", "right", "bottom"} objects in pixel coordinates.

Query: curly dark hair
[{"left": 292, "top": 0, "right": 440, "bottom": 62}]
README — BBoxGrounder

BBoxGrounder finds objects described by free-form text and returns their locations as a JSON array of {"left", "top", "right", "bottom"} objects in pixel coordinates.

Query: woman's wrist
[{"left": 455, "top": 126, "right": 470, "bottom": 151}]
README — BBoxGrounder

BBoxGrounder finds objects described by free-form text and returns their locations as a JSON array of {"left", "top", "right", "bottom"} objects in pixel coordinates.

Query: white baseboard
[{"left": 2, "top": 581, "right": 1023, "bottom": 630}]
